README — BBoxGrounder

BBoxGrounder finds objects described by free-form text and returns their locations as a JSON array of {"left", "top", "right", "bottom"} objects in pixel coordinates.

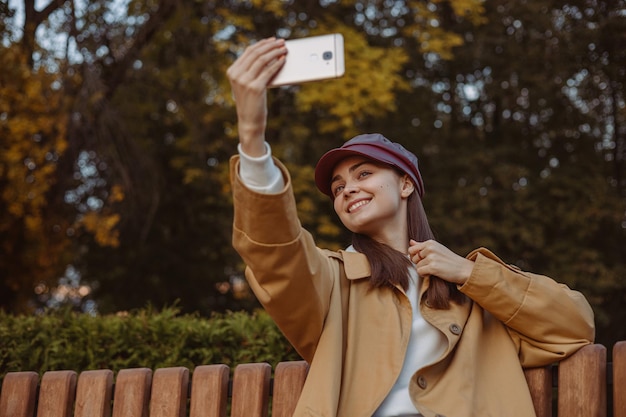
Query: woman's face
[{"left": 330, "top": 156, "right": 414, "bottom": 242}]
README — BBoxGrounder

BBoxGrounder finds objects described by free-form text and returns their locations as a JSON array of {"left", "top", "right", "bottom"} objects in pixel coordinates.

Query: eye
[
  {"left": 332, "top": 184, "right": 344, "bottom": 196},
  {"left": 357, "top": 170, "right": 372, "bottom": 179}
]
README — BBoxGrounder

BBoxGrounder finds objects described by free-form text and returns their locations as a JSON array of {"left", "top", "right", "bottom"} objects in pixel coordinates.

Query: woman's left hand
[{"left": 408, "top": 239, "right": 474, "bottom": 285}]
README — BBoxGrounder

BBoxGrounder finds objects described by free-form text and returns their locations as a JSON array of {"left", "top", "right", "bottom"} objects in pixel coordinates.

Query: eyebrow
[{"left": 330, "top": 161, "right": 371, "bottom": 184}]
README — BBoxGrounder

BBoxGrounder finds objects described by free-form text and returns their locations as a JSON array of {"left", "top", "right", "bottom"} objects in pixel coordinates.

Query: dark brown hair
[{"left": 352, "top": 190, "right": 466, "bottom": 309}]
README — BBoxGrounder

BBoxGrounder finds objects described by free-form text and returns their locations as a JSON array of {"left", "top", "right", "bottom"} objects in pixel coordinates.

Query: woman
[{"left": 227, "top": 37, "right": 595, "bottom": 417}]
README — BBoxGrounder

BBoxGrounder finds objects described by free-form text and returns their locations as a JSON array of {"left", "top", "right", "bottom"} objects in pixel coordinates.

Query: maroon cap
[{"left": 315, "top": 133, "right": 424, "bottom": 198}]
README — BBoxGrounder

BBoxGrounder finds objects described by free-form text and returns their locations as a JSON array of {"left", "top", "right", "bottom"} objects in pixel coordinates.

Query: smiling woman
[
  {"left": 329, "top": 154, "right": 413, "bottom": 242},
  {"left": 226, "top": 37, "right": 595, "bottom": 417}
]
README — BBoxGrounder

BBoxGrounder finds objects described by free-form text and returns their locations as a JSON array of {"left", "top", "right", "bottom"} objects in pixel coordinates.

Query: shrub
[{"left": 0, "top": 306, "right": 301, "bottom": 381}]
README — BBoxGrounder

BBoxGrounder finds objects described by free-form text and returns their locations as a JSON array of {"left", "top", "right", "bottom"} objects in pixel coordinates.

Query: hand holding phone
[
  {"left": 227, "top": 37, "right": 288, "bottom": 157},
  {"left": 268, "top": 34, "right": 345, "bottom": 87}
]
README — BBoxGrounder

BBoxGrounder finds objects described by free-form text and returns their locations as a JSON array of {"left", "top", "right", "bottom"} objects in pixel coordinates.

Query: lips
[{"left": 347, "top": 199, "right": 371, "bottom": 213}]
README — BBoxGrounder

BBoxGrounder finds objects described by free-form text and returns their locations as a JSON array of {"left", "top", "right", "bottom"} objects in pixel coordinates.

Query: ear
[{"left": 400, "top": 175, "right": 415, "bottom": 198}]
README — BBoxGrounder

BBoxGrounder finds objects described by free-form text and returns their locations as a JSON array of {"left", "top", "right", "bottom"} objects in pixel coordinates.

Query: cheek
[{"left": 333, "top": 199, "right": 342, "bottom": 214}]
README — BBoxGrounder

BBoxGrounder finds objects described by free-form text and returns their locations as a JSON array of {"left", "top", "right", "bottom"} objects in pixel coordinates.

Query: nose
[{"left": 342, "top": 183, "right": 359, "bottom": 197}]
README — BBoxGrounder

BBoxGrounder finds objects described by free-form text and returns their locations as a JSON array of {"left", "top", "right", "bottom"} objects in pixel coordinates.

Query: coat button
[
  {"left": 449, "top": 323, "right": 462, "bottom": 335},
  {"left": 417, "top": 375, "right": 427, "bottom": 389}
]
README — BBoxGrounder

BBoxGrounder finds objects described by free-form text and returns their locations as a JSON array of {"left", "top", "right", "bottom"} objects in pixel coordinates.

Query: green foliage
[
  {"left": 1, "top": 0, "right": 625, "bottom": 352},
  {"left": 295, "top": 22, "right": 410, "bottom": 137},
  {"left": 0, "top": 306, "right": 300, "bottom": 381},
  {"left": 405, "top": 0, "right": 626, "bottom": 349},
  {"left": 0, "top": 44, "right": 72, "bottom": 312}
]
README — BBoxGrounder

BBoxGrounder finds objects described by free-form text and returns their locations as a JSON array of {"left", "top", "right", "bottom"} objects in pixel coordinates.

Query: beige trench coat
[{"left": 230, "top": 156, "right": 595, "bottom": 417}]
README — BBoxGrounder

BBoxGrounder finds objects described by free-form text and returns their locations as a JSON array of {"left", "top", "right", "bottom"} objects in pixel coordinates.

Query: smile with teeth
[{"left": 348, "top": 199, "right": 371, "bottom": 213}]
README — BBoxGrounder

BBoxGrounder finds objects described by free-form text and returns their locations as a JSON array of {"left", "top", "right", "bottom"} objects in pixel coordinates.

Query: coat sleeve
[
  {"left": 229, "top": 155, "right": 337, "bottom": 362},
  {"left": 459, "top": 248, "right": 595, "bottom": 367}
]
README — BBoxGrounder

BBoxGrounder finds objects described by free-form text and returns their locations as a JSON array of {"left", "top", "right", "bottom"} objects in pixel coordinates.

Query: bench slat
[
  {"left": 524, "top": 366, "right": 552, "bottom": 417},
  {"left": 149, "top": 367, "right": 189, "bottom": 417},
  {"left": 36, "top": 371, "right": 77, "bottom": 417},
  {"left": 0, "top": 371, "right": 38, "bottom": 417},
  {"left": 1, "top": 342, "right": 621, "bottom": 417},
  {"left": 230, "top": 363, "right": 271, "bottom": 417},
  {"left": 189, "top": 365, "right": 229, "bottom": 417},
  {"left": 558, "top": 344, "right": 607, "bottom": 417},
  {"left": 111, "top": 368, "right": 152, "bottom": 417},
  {"left": 272, "top": 361, "right": 308, "bottom": 417},
  {"left": 74, "top": 370, "right": 113, "bottom": 417},
  {"left": 614, "top": 341, "right": 626, "bottom": 417}
]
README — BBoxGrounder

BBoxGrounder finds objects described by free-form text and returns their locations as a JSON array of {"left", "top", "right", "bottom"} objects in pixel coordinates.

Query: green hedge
[{"left": 0, "top": 307, "right": 301, "bottom": 381}]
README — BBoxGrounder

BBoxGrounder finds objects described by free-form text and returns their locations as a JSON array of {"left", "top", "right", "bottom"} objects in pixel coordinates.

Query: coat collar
[
  {"left": 335, "top": 249, "right": 414, "bottom": 295},
  {"left": 337, "top": 250, "right": 371, "bottom": 280}
]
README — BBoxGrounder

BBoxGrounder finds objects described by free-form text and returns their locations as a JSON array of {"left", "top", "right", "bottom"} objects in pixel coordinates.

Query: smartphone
[{"left": 269, "top": 33, "right": 345, "bottom": 87}]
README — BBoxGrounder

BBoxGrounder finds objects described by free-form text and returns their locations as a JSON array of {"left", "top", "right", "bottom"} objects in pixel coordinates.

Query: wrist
[
  {"left": 458, "top": 259, "right": 475, "bottom": 286},
  {"left": 238, "top": 127, "right": 266, "bottom": 157}
]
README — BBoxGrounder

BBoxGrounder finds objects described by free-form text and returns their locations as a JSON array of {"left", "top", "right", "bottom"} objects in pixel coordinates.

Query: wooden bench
[{"left": 1, "top": 342, "right": 624, "bottom": 417}]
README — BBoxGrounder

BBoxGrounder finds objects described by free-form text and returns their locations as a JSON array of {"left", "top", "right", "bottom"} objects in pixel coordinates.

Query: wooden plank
[
  {"left": 613, "top": 341, "right": 626, "bottom": 417},
  {"left": 111, "top": 368, "right": 152, "bottom": 417},
  {"left": 272, "top": 361, "right": 308, "bottom": 417},
  {"left": 524, "top": 365, "right": 552, "bottom": 417},
  {"left": 189, "top": 365, "right": 229, "bottom": 417},
  {"left": 0, "top": 372, "right": 39, "bottom": 417},
  {"left": 36, "top": 371, "right": 77, "bottom": 417},
  {"left": 558, "top": 344, "right": 606, "bottom": 417},
  {"left": 74, "top": 370, "right": 113, "bottom": 417},
  {"left": 230, "top": 363, "right": 271, "bottom": 417},
  {"left": 149, "top": 367, "right": 189, "bottom": 417}
]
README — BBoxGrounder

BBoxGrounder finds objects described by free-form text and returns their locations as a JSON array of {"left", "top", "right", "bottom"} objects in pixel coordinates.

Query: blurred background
[{"left": 0, "top": 0, "right": 624, "bottom": 349}]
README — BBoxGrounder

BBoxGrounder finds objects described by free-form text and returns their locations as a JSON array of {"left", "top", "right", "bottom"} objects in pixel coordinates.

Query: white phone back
[{"left": 269, "top": 34, "right": 345, "bottom": 87}]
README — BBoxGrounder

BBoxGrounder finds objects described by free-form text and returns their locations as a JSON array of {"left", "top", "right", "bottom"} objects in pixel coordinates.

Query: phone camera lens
[{"left": 322, "top": 51, "right": 333, "bottom": 60}]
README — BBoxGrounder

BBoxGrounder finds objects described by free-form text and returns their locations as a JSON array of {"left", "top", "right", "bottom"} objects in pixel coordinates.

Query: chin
[
  {"left": 345, "top": 224, "right": 374, "bottom": 237},
  {"left": 340, "top": 216, "right": 378, "bottom": 236}
]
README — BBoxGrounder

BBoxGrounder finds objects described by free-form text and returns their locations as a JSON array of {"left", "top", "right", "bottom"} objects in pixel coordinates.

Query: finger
[
  {"left": 409, "top": 249, "right": 425, "bottom": 264},
  {"left": 254, "top": 53, "right": 287, "bottom": 85},
  {"left": 415, "top": 265, "right": 431, "bottom": 279},
  {"left": 246, "top": 44, "right": 287, "bottom": 84},
  {"left": 231, "top": 38, "right": 286, "bottom": 83},
  {"left": 227, "top": 38, "right": 276, "bottom": 82},
  {"left": 233, "top": 38, "right": 277, "bottom": 70},
  {"left": 229, "top": 53, "right": 286, "bottom": 98},
  {"left": 408, "top": 239, "right": 426, "bottom": 259},
  {"left": 408, "top": 239, "right": 422, "bottom": 252}
]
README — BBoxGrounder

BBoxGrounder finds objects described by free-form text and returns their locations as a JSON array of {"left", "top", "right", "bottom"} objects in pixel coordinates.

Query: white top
[
  {"left": 371, "top": 263, "right": 446, "bottom": 417},
  {"left": 237, "top": 143, "right": 446, "bottom": 416}
]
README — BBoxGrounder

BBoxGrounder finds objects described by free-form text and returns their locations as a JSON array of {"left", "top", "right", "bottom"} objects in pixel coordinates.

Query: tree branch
[{"left": 102, "top": 0, "right": 179, "bottom": 101}]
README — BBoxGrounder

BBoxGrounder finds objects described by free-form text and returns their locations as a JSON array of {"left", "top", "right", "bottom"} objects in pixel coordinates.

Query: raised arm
[
  {"left": 227, "top": 39, "right": 336, "bottom": 361},
  {"left": 226, "top": 37, "right": 286, "bottom": 157}
]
